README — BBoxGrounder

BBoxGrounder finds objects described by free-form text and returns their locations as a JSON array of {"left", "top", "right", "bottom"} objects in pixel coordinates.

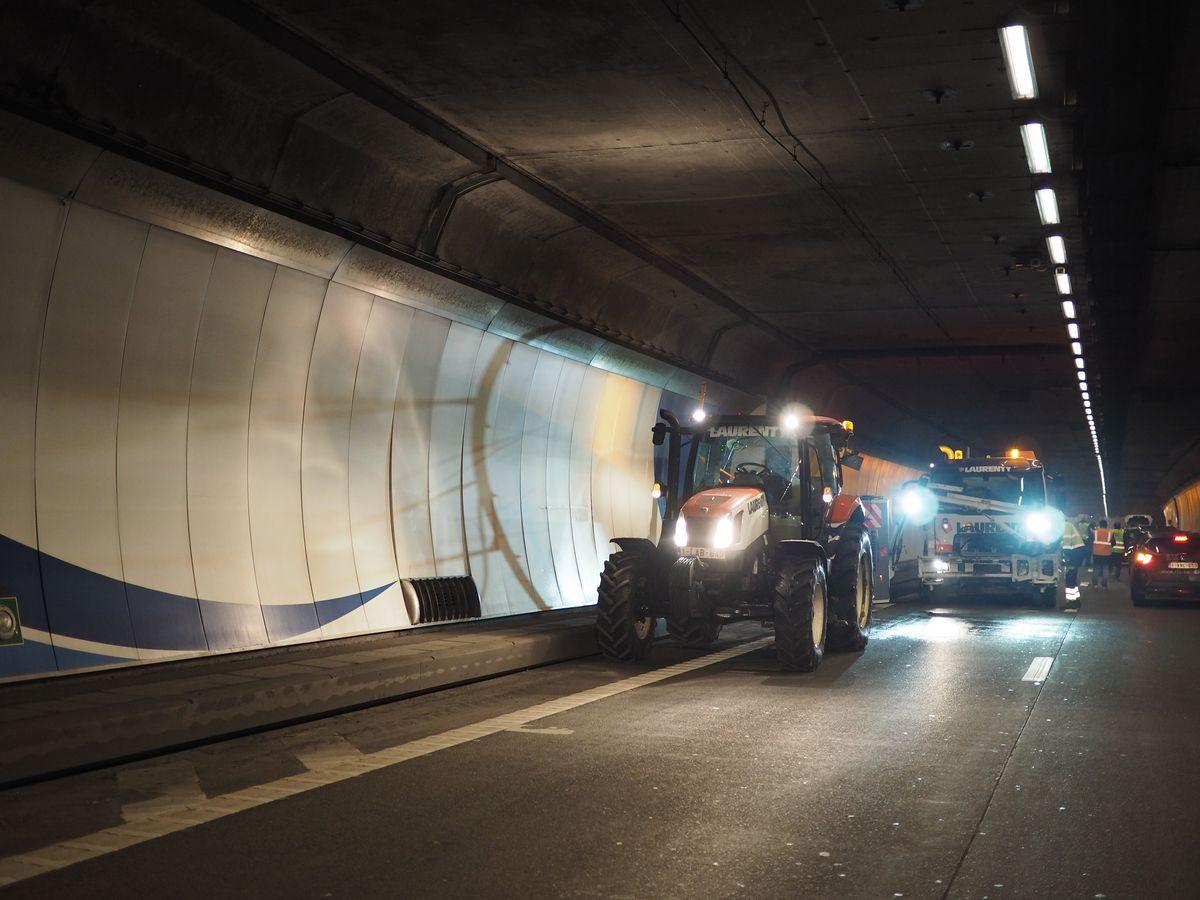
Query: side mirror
[
  {"left": 841, "top": 451, "right": 864, "bottom": 471},
  {"left": 651, "top": 422, "right": 667, "bottom": 447}
]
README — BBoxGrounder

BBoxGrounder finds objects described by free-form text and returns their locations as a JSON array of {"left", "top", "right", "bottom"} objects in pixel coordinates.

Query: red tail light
[
  {"left": 1135, "top": 551, "right": 1155, "bottom": 566},
  {"left": 1174, "top": 534, "right": 1190, "bottom": 543}
]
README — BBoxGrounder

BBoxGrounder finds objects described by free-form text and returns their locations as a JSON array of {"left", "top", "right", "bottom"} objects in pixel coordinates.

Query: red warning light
[{"left": 1174, "top": 534, "right": 1190, "bottom": 543}]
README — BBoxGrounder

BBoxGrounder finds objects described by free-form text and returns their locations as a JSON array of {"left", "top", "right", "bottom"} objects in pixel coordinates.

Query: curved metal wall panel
[
  {"left": 546, "top": 360, "right": 587, "bottom": 608},
  {"left": 492, "top": 342, "right": 540, "bottom": 614},
  {"left": 187, "top": 250, "right": 274, "bottom": 652},
  {"left": 349, "top": 297, "right": 413, "bottom": 631},
  {"left": 248, "top": 268, "right": 326, "bottom": 642},
  {"left": 520, "top": 351, "right": 567, "bottom": 611},
  {"left": 462, "top": 334, "right": 514, "bottom": 615},
  {"left": 36, "top": 204, "right": 147, "bottom": 666},
  {"left": 117, "top": 228, "right": 214, "bottom": 655},
  {"left": 570, "top": 367, "right": 608, "bottom": 604},
  {"left": 301, "top": 283, "right": 373, "bottom": 638},
  {"left": 428, "top": 323, "right": 482, "bottom": 578},
  {"left": 0, "top": 179, "right": 67, "bottom": 676},
  {"left": 391, "top": 310, "right": 450, "bottom": 580}
]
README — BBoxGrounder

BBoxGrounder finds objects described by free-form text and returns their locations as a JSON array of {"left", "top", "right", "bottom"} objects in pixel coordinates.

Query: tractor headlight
[
  {"left": 674, "top": 516, "right": 688, "bottom": 548},
  {"left": 712, "top": 516, "right": 734, "bottom": 549}
]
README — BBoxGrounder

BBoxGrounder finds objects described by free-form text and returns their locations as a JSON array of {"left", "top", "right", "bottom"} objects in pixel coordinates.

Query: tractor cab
[{"left": 680, "top": 415, "right": 855, "bottom": 545}]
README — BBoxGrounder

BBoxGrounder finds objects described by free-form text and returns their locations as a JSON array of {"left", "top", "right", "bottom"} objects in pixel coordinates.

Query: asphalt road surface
[{"left": 3, "top": 582, "right": 1199, "bottom": 899}]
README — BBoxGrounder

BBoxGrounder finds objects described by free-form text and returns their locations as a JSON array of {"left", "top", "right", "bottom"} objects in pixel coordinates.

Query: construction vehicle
[
  {"left": 889, "top": 450, "right": 1067, "bottom": 608},
  {"left": 595, "top": 411, "right": 874, "bottom": 672}
]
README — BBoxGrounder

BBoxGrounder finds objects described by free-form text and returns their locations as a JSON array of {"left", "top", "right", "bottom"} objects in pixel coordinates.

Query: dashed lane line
[
  {"left": 0, "top": 636, "right": 774, "bottom": 888},
  {"left": 1022, "top": 656, "right": 1055, "bottom": 683}
]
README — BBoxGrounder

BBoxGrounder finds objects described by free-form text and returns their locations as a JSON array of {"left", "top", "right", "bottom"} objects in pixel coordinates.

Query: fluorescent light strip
[
  {"left": 1079, "top": 381, "right": 1088, "bottom": 392},
  {"left": 1071, "top": 341, "right": 1083, "bottom": 356},
  {"left": 1020, "top": 123, "right": 1052, "bottom": 174},
  {"left": 1074, "top": 357, "right": 1085, "bottom": 370},
  {"left": 1061, "top": 299, "right": 1076, "bottom": 319},
  {"left": 1036, "top": 188, "right": 1060, "bottom": 225},
  {"left": 1000, "top": 25, "right": 1039, "bottom": 100},
  {"left": 1047, "top": 235, "right": 1067, "bottom": 265},
  {"left": 1055, "top": 269, "right": 1072, "bottom": 295},
  {"left": 1067, "top": 322, "right": 1080, "bottom": 340}
]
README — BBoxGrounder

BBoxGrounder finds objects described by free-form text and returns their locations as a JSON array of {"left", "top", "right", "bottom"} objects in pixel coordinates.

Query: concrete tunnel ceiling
[{"left": 0, "top": 0, "right": 1192, "bottom": 514}]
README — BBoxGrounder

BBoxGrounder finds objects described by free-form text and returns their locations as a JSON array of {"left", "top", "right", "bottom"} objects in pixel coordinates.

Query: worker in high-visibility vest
[
  {"left": 1062, "top": 518, "right": 1086, "bottom": 607},
  {"left": 1092, "top": 519, "right": 1113, "bottom": 588},
  {"left": 1111, "top": 521, "right": 1126, "bottom": 581}
]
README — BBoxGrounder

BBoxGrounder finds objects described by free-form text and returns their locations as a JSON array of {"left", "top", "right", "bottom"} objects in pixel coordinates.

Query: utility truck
[
  {"left": 596, "top": 411, "right": 874, "bottom": 672},
  {"left": 889, "top": 451, "right": 1067, "bottom": 608}
]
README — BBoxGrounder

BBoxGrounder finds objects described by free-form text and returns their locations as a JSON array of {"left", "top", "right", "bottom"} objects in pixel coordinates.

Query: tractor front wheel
[
  {"left": 773, "top": 556, "right": 828, "bottom": 673},
  {"left": 828, "top": 523, "right": 873, "bottom": 652},
  {"left": 596, "top": 551, "right": 657, "bottom": 662}
]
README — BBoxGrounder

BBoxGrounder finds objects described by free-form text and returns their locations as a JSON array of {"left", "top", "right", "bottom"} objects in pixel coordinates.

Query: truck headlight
[
  {"left": 1023, "top": 508, "right": 1064, "bottom": 544},
  {"left": 932, "top": 558, "right": 950, "bottom": 573},
  {"left": 712, "top": 516, "right": 734, "bottom": 549},
  {"left": 899, "top": 485, "right": 937, "bottom": 525},
  {"left": 674, "top": 516, "right": 688, "bottom": 548}
]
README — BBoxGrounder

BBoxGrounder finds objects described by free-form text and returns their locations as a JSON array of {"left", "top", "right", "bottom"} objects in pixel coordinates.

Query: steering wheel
[{"left": 734, "top": 462, "right": 771, "bottom": 478}]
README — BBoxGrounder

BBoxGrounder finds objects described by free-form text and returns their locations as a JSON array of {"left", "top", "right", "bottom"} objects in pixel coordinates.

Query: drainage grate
[{"left": 404, "top": 577, "right": 482, "bottom": 624}]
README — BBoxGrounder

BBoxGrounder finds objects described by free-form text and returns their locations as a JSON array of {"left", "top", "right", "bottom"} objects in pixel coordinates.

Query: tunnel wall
[
  {"left": 0, "top": 175, "right": 666, "bottom": 679},
  {"left": 841, "top": 456, "right": 926, "bottom": 502},
  {"left": 1163, "top": 481, "right": 1200, "bottom": 531}
]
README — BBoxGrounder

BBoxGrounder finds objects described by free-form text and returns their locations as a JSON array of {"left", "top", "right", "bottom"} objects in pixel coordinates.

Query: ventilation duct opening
[{"left": 403, "top": 577, "right": 482, "bottom": 625}]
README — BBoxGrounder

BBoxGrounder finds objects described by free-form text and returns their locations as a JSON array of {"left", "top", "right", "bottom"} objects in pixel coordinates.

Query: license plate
[
  {"left": 1168, "top": 561, "right": 1198, "bottom": 570},
  {"left": 683, "top": 547, "right": 726, "bottom": 560}
]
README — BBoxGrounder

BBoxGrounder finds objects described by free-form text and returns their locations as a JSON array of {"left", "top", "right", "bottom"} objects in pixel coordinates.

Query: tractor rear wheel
[
  {"left": 890, "top": 559, "right": 924, "bottom": 604},
  {"left": 596, "top": 551, "right": 657, "bottom": 662},
  {"left": 828, "top": 523, "right": 873, "bottom": 652},
  {"left": 773, "top": 556, "right": 828, "bottom": 673},
  {"left": 667, "top": 556, "right": 721, "bottom": 648}
]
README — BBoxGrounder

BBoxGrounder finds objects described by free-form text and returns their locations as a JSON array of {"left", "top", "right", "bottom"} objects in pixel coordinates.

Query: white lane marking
[
  {"left": 506, "top": 726, "right": 574, "bottom": 735},
  {"left": 1022, "top": 656, "right": 1054, "bottom": 683},
  {"left": 0, "top": 636, "right": 773, "bottom": 888}
]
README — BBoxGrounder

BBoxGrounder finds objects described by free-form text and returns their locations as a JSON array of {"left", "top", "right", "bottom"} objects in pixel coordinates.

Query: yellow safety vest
[
  {"left": 1093, "top": 528, "right": 1112, "bottom": 557},
  {"left": 1062, "top": 521, "right": 1085, "bottom": 550}
]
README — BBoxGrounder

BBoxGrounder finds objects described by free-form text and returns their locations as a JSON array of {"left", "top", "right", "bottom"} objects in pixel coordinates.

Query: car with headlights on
[{"left": 1130, "top": 531, "right": 1200, "bottom": 606}]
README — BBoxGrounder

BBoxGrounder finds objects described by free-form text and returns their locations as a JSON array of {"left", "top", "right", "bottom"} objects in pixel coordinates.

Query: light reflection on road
[{"left": 872, "top": 608, "right": 1069, "bottom": 643}]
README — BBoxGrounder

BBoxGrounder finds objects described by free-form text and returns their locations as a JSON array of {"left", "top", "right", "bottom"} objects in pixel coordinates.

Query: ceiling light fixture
[
  {"left": 1071, "top": 341, "right": 1083, "bottom": 356},
  {"left": 1067, "top": 322, "right": 1080, "bottom": 339},
  {"left": 1020, "top": 123, "right": 1052, "bottom": 173},
  {"left": 1036, "top": 188, "right": 1060, "bottom": 225},
  {"left": 1046, "top": 235, "right": 1067, "bottom": 265},
  {"left": 1061, "top": 299, "right": 1077, "bottom": 319},
  {"left": 1075, "top": 357, "right": 1086, "bottom": 370},
  {"left": 1055, "top": 268, "right": 1072, "bottom": 295},
  {"left": 999, "top": 25, "right": 1039, "bottom": 100}
]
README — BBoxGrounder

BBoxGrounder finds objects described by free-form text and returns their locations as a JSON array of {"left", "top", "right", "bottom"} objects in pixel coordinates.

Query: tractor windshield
[{"left": 691, "top": 425, "right": 803, "bottom": 511}]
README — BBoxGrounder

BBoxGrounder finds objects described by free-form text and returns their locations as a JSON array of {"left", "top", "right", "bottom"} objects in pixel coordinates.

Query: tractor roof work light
[
  {"left": 1036, "top": 188, "right": 1060, "bottom": 225},
  {"left": 1020, "top": 123, "right": 1052, "bottom": 174},
  {"left": 1000, "top": 25, "right": 1039, "bottom": 100},
  {"left": 691, "top": 407, "right": 707, "bottom": 423}
]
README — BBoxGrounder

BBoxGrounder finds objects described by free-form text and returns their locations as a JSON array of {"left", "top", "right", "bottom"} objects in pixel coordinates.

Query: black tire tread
[
  {"left": 596, "top": 551, "right": 654, "bottom": 662},
  {"left": 774, "top": 556, "right": 826, "bottom": 673},
  {"left": 827, "top": 521, "right": 872, "bottom": 653},
  {"left": 667, "top": 616, "right": 722, "bottom": 648}
]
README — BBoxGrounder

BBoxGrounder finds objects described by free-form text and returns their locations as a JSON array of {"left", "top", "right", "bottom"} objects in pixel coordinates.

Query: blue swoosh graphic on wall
[{"left": 0, "top": 532, "right": 394, "bottom": 675}]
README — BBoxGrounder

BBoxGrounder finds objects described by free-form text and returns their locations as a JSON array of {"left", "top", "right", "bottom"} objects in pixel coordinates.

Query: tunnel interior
[{"left": 1, "top": 0, "right": 1198, "bottom": 678}]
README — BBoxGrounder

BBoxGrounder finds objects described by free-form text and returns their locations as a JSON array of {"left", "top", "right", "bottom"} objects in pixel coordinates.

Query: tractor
[{"left": 596, "top": 410, "right": 874, "bottom": 672}]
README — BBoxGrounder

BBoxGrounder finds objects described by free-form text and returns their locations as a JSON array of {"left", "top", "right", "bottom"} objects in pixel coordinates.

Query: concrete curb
[{"left": 0, "top": 615, "right": 598, "bottom": 787}]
